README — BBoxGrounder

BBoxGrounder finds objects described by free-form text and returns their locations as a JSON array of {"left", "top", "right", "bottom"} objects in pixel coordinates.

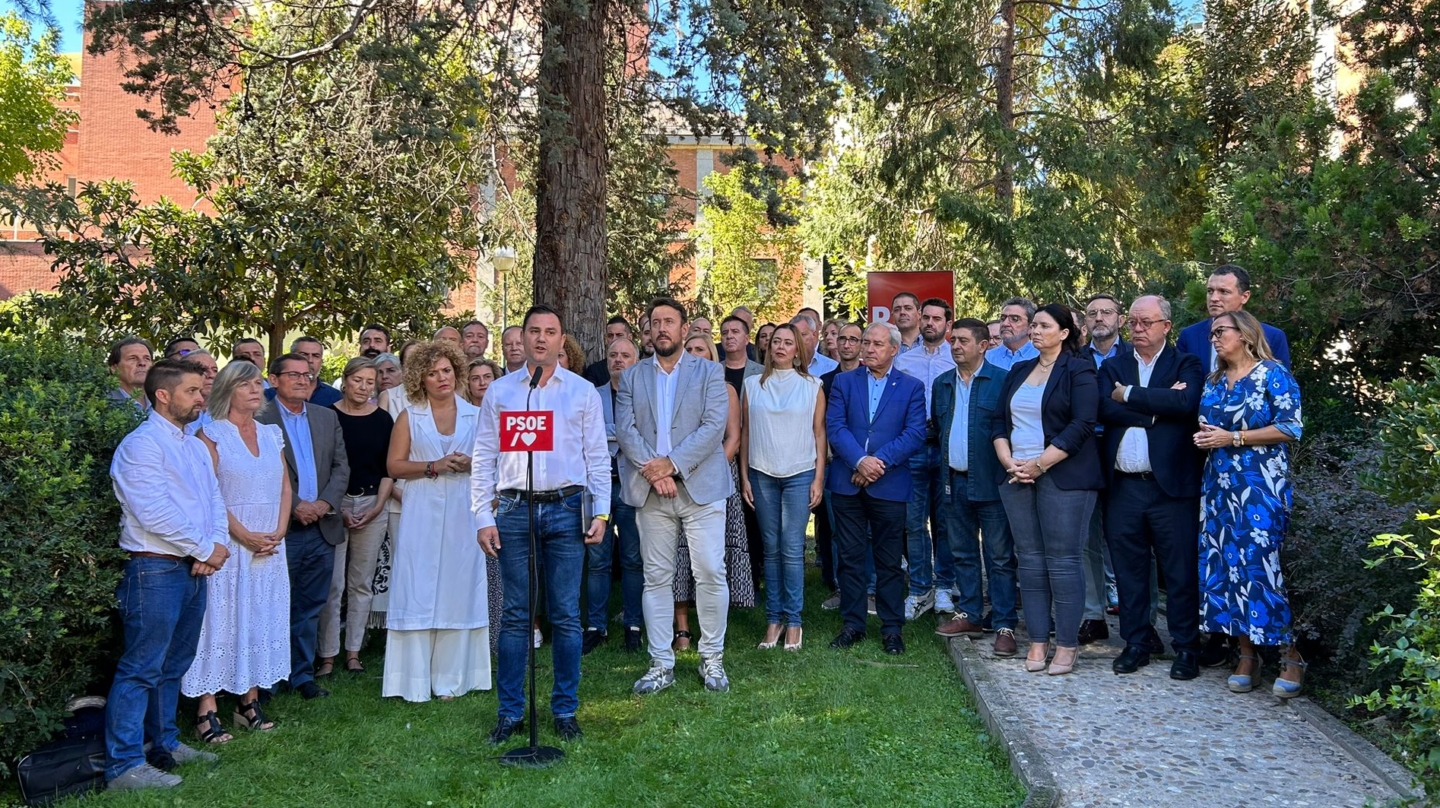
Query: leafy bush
[{"left": 0, "top": 333, "right": 136, "bottom": 776}]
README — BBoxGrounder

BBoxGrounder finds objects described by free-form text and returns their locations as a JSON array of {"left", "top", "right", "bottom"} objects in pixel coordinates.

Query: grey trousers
[
  {"left": 999, "top": 476, "right": 1097, "bottom": 648},
  {"left": 636, "top": 485, "right": 728, "bottom": 669}
]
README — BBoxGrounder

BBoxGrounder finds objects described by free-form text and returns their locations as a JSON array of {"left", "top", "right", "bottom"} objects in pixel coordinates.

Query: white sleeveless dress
[
  {"left": 182, "top": 419, "right": 291, "bottom": 697},
  {"left": 382, "top": 396, "right": 492, "bottom": 702}
]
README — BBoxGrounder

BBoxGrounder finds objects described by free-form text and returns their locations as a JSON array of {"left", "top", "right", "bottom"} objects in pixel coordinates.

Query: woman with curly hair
[{"left": 382, "top": 341, "right": 491, "bottom": 701}]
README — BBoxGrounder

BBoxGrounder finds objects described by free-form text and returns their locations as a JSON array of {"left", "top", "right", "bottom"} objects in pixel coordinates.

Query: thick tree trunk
[
  {"left": 994, "top": 0, "right": 1016, "bottom": 215},
  {"left": 533, "top": 0, "right": 610, "bottom": 357}
]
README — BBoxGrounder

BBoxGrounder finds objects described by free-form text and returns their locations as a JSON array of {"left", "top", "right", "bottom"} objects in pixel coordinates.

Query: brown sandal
[{"left": 316, "top": 657, "right": 335, "bottom": 678}]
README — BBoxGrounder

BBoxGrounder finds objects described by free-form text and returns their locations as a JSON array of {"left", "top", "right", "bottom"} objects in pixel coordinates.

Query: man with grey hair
[
  {"left": 824, "top": 321, "right": 926, "bottom": 654},
  {"left": 985, "top": 297, "right": 1039, "bottom": 370},
  {"left": 791, "top": 311, "right": 838, "bottom": 376}
]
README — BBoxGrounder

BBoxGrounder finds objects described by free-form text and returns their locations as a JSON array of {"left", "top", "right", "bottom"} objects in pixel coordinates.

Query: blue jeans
[
  {"left": 586, "top": 491, "right": 643, "bottom": 630},
  {"left": 946, "top": 470, "right": 1018, "bottom": 629},
  {"left": 998, "top": 476, "right": 1097, "bottom": 647},
  {"left": 495, "top": 491, "right": 585, "bottom": 720},
  {"left": 906, "top": 444, "right": 953, "bottom": 595},
  {"left": 285, "top": 525, "right": 334, "bottom": 687},
  {"left": 105, "top": 556, "right": 207, "bottom": 781},
  {"left": 752, "top": 469, "right": 815, "bottom": 627}
]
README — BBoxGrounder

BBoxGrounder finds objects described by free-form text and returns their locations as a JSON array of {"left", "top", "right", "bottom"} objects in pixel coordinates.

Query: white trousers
[
  {"left": 637, "top": 485, "right": 728, "bottom": 668},
  {"left": 381, "top": 627, "right": 492, "bottom": 703}
]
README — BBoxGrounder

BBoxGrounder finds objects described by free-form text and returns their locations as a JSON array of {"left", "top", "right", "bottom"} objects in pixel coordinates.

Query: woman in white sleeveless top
[
  {"left": 740, "top": 324, "right": 826, "bottom": 652},
  {"left": 183, "top": 359, "right": 292, "bottom": 741},
  {"left": 382, "top": 341, "right": 491, "bottom": 702}
]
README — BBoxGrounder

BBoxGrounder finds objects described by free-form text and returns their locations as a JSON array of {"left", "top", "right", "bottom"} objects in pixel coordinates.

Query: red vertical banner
[{"left": 866, "top": 272, "right": 955, "bottom": 323}]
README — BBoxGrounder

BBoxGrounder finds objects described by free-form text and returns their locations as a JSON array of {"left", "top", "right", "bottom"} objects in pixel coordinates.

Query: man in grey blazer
[
  {"left": 259, "top": 353, "right": 350, "bottom": 700},
  {"left": 616, "top": 297, "right": 734, "bottom": 695}
]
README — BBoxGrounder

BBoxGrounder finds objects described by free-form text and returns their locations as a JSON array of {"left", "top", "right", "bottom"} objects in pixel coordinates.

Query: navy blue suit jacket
[
  {"left": 825, "top": 366, "right": 927, "bottom": 502},
  {"left": 1097, "top": 347, "right": 1206, "bottom": 499},
  {"left": 1176, "top": 319, "right": 1291, "bottom": 370}
]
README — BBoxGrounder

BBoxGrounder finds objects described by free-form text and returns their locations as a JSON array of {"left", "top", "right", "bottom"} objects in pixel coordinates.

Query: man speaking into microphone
[{"left": 471, "top": 305, "right": 610, "bottom": 745}]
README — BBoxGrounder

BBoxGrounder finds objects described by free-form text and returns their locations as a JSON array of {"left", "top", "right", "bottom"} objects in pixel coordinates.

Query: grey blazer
[
  {"left": 615, "top": 353, "right": 732, "bottom": 507},
  {"left": 257, "top": 399, "right": 351, "bottom": 545}
]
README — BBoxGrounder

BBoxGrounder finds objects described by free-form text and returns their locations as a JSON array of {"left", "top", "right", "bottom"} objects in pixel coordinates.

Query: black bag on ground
[{"left": 15, "top": 731, "right": 107, "bottom": 805}]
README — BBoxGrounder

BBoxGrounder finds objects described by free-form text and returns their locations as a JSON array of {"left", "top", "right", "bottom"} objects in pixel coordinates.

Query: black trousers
[
  {"left": 831, "top": 490, "right": 906, "bottom": 635},
  {"left": 1106, "top": 473, "right": 1201, "bottom": 651},
  {"left": 814, "top": 499, "right": 836, "bottom": 592}
]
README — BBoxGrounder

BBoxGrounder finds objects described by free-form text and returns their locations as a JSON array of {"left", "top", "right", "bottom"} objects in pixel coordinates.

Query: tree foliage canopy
[{"left": 0, "top": 12, "right": 74, "bottom": 183}]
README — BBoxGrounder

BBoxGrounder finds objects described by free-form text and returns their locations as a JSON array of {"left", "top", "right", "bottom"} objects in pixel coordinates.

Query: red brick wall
[{"left": 0, "top": 243, "right": 59, "bottom": 299}]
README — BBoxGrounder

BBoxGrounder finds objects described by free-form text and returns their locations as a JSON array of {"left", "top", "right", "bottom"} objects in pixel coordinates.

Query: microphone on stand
[{"left": 529, "top": 365, "right": 543, "bottom": 390}]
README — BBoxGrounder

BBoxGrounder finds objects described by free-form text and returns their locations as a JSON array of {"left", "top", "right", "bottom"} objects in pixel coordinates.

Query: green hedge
[{"left": 0, "top": 333, "right": 137, "bottom": 776}]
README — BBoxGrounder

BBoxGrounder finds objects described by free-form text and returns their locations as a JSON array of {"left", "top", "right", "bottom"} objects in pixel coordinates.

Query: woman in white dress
[
  {"left": 183, "top": 359, "right": 292, "bottom": 742},
  {"left": 383, "top": 341, "right": 492, "bottom": 702}
]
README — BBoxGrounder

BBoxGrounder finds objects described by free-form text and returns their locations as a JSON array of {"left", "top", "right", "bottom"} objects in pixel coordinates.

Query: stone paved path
[{"left": 947, "top": 612, "right": 1413, "bottom": 807}]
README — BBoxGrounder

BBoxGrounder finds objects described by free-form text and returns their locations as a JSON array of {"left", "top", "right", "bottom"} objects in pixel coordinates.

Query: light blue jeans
[{"left": 752, "top": 469, "right": 815, "bottom": 627}]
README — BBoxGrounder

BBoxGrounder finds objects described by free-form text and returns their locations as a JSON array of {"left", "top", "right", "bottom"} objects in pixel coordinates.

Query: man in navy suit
[
  {"left": 826, "top": 322, "right": 927, "bottom": 655},
  {"left": 1175, "top": 264, "right": 1291, "bottom": 370},
  {"left": 1098, "top": 296, "right": 1206, "bottom": 680}
]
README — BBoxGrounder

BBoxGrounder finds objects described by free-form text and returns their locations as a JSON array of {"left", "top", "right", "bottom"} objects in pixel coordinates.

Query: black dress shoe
[
  {"left": 1170, "top": 650, "right": 1200, "bottom": 680},
  {"left": 882, "top": 633, "right": 905, "bottom": 655},
  {"left": 488, "top": 716, "right": 524, "bottom": 745},
  {"left": 829, "top": 627, "right": 866, "bottom": 649},
  {"left": 297, "top": 682, "right": 329, "bottom": 700},
  {"left": 1143, "top": 627, "right": 1165, "bottom": 656},
  {"left": 624, "top": 626, "right": 643, "bottom": 653},
  {"left": 1112, "top": 644, "right": 1151, "bottom": 674},
  {"left": 554, "top": 716, "right": 583, "bottom": 742},
  {"left": 581, "top": 629, "right": 608, "bottom": 655},
  {"left": 1199, "top": 633, "right": 1232, "bottom": 667},
  {"left": 1077, "top": 619, "right": 1110, "bottom": 645}
]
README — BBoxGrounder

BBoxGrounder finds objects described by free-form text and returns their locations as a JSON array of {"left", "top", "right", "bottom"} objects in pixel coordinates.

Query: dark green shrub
[{"left": 0, "top": 333, "right": 136, "bottom": 776}]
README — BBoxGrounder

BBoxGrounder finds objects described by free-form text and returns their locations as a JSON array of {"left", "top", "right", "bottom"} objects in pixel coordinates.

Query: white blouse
[{"left": 744, "top": 369, "right": 822, "bottom": 478}]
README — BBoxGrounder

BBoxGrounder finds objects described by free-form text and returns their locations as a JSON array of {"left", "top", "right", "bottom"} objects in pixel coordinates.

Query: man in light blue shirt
[{"left": 985, "top": 297, "right": 1039, "bottom": 370}]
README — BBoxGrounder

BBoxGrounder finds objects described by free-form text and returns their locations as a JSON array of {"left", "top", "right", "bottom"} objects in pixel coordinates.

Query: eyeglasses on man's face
[
  {"left": 1126, "top": 317, "right": 1170, "bottom": 331},
  {"left": 1085, "top": 308, "right": 1118, "bottom": 319},
  {"left": 277, "top": 371, "right": 317, "bottom": 382},
  {"left": 837, "top": 335, "right": 861, "bottom": 344}
]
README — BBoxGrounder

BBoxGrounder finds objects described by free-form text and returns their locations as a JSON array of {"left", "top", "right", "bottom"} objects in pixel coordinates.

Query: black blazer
[
  {"left": 990, "top": 353, "right": 1103, "bottom": 491},
  {"left": 1096, "top": 347, "right": 1205, "bottom": 499}
]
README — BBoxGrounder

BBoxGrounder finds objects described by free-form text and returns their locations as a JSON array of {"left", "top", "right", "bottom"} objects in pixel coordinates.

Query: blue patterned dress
[{"left": 1198, "top": 360, "right": 1303, "bottom": 646}]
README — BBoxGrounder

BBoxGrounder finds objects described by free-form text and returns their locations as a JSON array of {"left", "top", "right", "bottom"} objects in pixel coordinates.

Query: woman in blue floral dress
[{"left": 1193, "top": 310, "right": 1305, "bottom": 698}]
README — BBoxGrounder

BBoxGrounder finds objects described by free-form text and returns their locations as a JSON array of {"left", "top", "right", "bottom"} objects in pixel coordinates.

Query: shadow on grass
[{"left": 34, "top": 569, "right": 1023, "bottom": 808}]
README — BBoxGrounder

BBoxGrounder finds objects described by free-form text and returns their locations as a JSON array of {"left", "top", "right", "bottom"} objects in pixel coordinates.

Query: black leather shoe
[
  {"left": 829, "top": 628, "right": 866, "bottom": 649},
  {"left": 1077, "top": 619, "right": 1110, "bottom": 645},
  {"left": 581, "top": 629, "right": 608, "bottom": 656},
  {"left": 1199, "top": 633, "right": 1232, "bottom": 667},
  {"left": 1112, "top": 644, "right": 1151, "bottom": 674},
  {"left": 488, "top": 716, "right": 524, "bottom": 745},
  {"left": 1170, "top": 650, "right": 1200, "bottom": 680},
  {"left": 554, "top": 716, "right": 583, "bottom": 742},
  {"left": 882, "top": 633, "right": 905, "bottom": 655},
  {"left": 1143, "top": 627, "right": 1165, "bottom": 656},
  {"left": 624, "top": 626, "right": 643, "bottom": 653},
  {"left": 297, "top": 682, "right": 329, "bottom": 700}
]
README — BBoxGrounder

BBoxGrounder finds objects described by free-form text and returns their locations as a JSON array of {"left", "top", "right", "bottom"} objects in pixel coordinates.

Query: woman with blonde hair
[{"left": 466, "top": 358, "right": 502, "bottom": 406}]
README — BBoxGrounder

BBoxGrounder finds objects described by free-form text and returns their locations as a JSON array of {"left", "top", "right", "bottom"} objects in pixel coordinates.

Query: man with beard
[
  {"left": 584, "top": 316, "right": 634, "bottom": 387},
  {"left": 104, "top": 359, "right": 231, "bottom": 790},
  {"left": 181, "top": 351, "right": 219, "bottom": 437},
  {"left": 360, "top": 324, "right": 392, "bottom": 359},
  {"left": 985, "top": 298, "right": 1039, "bottom": 370}
]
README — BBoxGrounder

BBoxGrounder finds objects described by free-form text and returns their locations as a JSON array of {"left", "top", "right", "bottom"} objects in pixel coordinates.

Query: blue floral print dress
[{"left": 1198, "top": 360, "right": 1303, "bottom": 646}]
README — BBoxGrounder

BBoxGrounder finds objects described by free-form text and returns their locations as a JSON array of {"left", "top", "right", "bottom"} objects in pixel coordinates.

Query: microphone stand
[{"left": 500, "top": 365, "right": 564, "bottom": 768}]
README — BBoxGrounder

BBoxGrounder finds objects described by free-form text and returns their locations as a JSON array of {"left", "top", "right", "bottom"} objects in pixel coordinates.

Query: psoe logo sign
[{"left": 499, "top": 411, "right": 554, "bottom": 452}]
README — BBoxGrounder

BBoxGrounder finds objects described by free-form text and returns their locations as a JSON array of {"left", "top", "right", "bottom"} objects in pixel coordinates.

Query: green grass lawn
[{"left": 34, "top": 570, "right": 1022, "bottom": 808}]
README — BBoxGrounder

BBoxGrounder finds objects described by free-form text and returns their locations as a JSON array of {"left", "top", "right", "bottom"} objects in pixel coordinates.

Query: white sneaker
[
  {"left": 108, "top": 763, "right": 182, "bottom": 790},
  {"left": 168, "top": 742, "right": 219, "bottom": 765},
  {"left": 935, "top": 590, "right": 956, "bottom": 614},
  {"left": 633, "top": 665, "right": 675, "bottom": 695},
  {"left": 905, "top": 591, "right": 935, "bottom": 621}
]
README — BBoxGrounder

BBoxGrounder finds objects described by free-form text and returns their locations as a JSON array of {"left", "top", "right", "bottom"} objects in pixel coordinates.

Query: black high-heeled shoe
[
  {"left": 233, "top": 699, "right": 276, "bottom": 732},
  {"left": 196, "top": 710, "right": 231, "bottom": 744}
]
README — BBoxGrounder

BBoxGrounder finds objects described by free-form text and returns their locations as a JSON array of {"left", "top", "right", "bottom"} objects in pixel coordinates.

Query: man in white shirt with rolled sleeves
[
  {"left": 105, "top": 359, "right": 231, "bottom": 791},
  {"left": 472, "top": 304, "right": 610, "bottom": 746}
]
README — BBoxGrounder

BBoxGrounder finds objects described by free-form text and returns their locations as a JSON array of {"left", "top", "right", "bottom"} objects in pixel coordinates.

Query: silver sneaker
[
  {"left": 168, "top": 742, "right": 219, "bottom": 765},
  {"left": 905, "top": 591, "right": 934, "bottom": 621},
  {"left": 699, "top": 655, "right": 730, "bottom": 693},
  {"left": 867, "top": 594, "right": 877, "bottom": 615},
  {"left": 935, "top": 589, "right": 956, "bottom": 614},
  {"left": 108, "top": 763, "right": 182, "bottom": 790},
  {"left": 821, "top": 593, "right": 841, "bottom": 610},
  {"left": 633, "top": 665, "right": 675, "bottom": 695}
]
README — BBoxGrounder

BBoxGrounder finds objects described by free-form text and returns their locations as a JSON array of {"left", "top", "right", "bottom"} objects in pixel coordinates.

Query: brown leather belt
[{"left": 129, "top": 550, "right": 186, "bottom": 560}]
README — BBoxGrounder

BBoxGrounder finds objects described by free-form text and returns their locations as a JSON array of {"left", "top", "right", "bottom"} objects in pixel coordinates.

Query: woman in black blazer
[{"left": 990, "top": 303, "right": 1104, "bottom": 675}]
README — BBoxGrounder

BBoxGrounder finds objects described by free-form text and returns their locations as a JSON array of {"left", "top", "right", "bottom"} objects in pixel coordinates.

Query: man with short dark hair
[
  {"left": 638, "top": 315, "right": 655, "bottom": 357},
  {"left": 268, "top": 337, "right": 342, "bottom": 407},
  {"left": 360, "top": 324, "right": 392, "bottom": 359},
  {"left": 182, "top": 351, "right": 219, "bottom": 437},
  {"left": 894, "top": 297, "right": 958, "bottom": 617},
  {"left": 985, "top": 298, "right": 1039, "bottom": 369},
  {"left": 584, "top": 315, "right": 633, "bottom": 386},
  {"left": 500, "top": 326, "right": 525, "bottom": 374},
  {"left": 890, "top": 293, "right": 922, "bottom": 352},
  {"left": 717, "top": 307, "right": 758, "bottom": 361},
  {"left": 105, "top": 358, "right": 231, "bottom": 790},
  {"left": 719, "top": 315, "right": 762, "bottom": 394},
  {"left": 259, "top": 352, "right": 350, "bottom": 700},
  {"left": 231, "top": 338, "right": 265, "bottom": 369},
  {"left": 1175, "top": 264, "right": 1292, "bottom": 370},
  {"left": 586, "top": 335, "right": 645, "bottom": 654},
  {"left": 107, "top": 337, "right": 154, "bottom": 413},
  {"left": 162, "top": 336, "right": 200, "bottom": 359},
  {"left": 461, "top": 320, "right": 489, "bottom": 361}
]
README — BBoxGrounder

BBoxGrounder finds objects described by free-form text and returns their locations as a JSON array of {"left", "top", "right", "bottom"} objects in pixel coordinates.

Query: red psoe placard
[{"left": 499, "top": 411, "right": 555, "bottom": 452}]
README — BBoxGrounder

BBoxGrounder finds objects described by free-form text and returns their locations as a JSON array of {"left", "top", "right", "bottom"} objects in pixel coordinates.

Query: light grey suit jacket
[
  {"left": 615, "top": 353, "right": 732, "bottom": 507},
  {"left": 257, "top": 399, "right": 351, "bottom": 545}
]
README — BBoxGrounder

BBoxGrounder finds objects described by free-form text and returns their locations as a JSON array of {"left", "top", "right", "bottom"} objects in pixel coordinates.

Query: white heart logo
[{"left": 520, "top": 431, "right": 537, "bottom": 446}]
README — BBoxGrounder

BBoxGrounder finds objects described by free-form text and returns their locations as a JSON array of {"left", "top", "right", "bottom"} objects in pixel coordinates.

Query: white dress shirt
[
  {"left": 470, "top": 364, "right": 611, "bottom": 530},
  {"left": 808, "top": 350, "right": 838, "bottom": 377},
  {"left": 653, "top": 355, "right": 682, "bottom": 456},
  {"left": 1116, "top": 346, "right": 1163, "bottom": 473},
  {"left": 894, "top": 340, "right": 957, "bottom": 415},
  {"left": 110, "top": 411, "right": 228, "bottom": 560}
]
